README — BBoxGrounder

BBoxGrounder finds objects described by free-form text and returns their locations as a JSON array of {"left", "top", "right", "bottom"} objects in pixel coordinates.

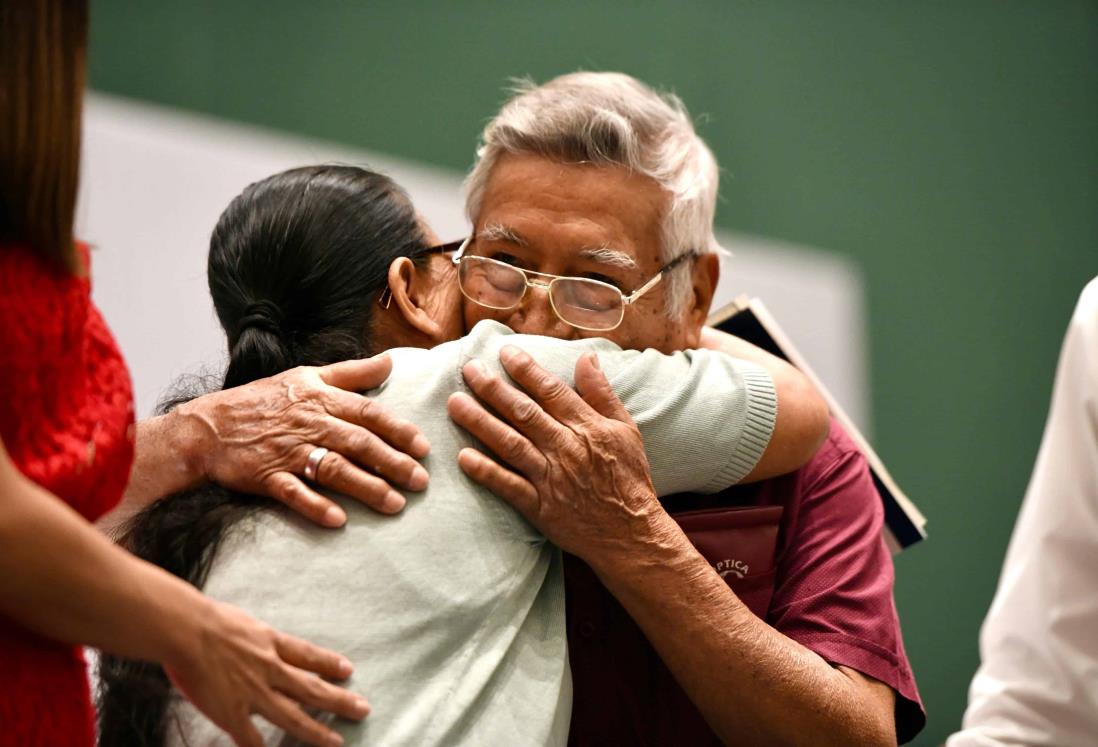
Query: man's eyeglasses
[{"left": 445, "top": 235, "right": 695, "bottom": 332}]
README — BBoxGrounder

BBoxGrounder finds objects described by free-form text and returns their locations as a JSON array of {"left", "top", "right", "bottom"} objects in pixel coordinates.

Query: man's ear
[
  {"left": 684, "top": 252, "right": 720, "bottom": 347},
  {"left": 387, "top": 257, "right": 446, "bottom": 342}
]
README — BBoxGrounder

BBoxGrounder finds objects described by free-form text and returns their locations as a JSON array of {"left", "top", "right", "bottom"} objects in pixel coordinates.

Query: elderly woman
[{"left": 97, "top": 163, "right": 826, "bottom": 745}]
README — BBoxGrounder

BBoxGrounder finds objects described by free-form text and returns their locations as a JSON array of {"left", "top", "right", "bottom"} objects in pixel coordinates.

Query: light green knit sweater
[{"left": 166, "top": 320, "right": 776, "bottom": 747}]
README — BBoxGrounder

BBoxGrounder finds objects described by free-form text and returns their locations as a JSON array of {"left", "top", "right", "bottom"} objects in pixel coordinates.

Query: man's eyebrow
[
  {"left": 480, "top": 225, "right": 639, "bottom": 270},
  {"left": 578, "top": 246, "right": 639, "bottom": 271},
  {"left": 480, "top": 222, "right": 526, "bottom": 245}
]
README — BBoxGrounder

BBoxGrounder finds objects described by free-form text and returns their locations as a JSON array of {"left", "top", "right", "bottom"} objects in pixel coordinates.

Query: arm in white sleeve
[{"left": 948, "top": 278, "right": 1098, "bottom": 747}]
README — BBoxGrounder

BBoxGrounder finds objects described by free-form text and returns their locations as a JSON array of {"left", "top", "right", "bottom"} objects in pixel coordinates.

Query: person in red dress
[{"left": 0, "top": 3, "right": 371, "bottom": 745}]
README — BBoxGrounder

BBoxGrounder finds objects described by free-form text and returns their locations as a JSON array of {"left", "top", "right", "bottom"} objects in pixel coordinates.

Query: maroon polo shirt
[{"left": 565, "top": 418, "right": 925, "bottom": 745}]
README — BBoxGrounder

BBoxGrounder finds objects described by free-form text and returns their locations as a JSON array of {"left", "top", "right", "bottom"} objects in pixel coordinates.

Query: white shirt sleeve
[{"left": 947, "top": 277, "right": 1098, "bottom": 747}]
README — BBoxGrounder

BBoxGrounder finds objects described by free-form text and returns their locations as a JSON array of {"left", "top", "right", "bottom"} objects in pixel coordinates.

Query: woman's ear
[{"left": 386, "top": 257, "right": 446, "bottom": 343}]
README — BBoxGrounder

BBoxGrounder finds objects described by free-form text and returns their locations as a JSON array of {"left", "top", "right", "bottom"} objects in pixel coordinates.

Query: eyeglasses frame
[{"left": 447, "top": 234, "right": 696, "bottom": 332}]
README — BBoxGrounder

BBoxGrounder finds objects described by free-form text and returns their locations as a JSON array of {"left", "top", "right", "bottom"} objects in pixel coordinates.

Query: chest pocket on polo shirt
[{"left": 672, "top": 505, "right": 784, "bottom": 619}]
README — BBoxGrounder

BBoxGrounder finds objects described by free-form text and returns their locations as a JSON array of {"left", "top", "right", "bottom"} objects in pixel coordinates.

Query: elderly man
[
  {"left": 118, "top": 73, "right": 923, "bottom": 745},
  {"left": 444, "top": 72, "right": 924, "bottom": 746}
]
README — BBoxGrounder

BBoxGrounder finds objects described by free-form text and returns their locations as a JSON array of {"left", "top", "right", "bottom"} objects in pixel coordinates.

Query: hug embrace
[{"left": 0, "top": 3, "right": 922, "bottom": 745}]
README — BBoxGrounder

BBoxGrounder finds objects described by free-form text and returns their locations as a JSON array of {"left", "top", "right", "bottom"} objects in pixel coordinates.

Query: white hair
[{"left": 464, "top": 72, "right": 721, "bottom": 317}]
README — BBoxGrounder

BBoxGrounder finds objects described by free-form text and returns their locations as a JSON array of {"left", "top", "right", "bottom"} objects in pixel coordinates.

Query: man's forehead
[
  {"left": 480, "top": 221, "right": 640, "bottom": 270},
  {"left": 475, "top": 153, "right": 666, "bottom": 264}
]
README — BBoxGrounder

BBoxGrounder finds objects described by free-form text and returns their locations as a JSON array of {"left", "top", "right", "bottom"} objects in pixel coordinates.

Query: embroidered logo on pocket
[{"left": 715, "top": 558, "right": 750, "bottom": 579}]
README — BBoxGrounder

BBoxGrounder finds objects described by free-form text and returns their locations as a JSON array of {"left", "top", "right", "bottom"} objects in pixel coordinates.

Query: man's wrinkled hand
[
  {"left": 446, "top": 346, "right": 665, "bottom": 562},
  {"left": 176, "top": 355, "right": 430, "bottom": 527}
]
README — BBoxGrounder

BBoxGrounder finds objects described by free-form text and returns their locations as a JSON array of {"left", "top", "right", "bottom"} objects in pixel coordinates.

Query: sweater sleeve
[{"left": 457, "top": 321, "right": 777, "bottom": 496}]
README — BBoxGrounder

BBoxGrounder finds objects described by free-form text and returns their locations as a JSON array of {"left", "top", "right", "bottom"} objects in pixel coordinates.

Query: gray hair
[{"left": 464, "top": 72, "right": 721, "bottom": 317}]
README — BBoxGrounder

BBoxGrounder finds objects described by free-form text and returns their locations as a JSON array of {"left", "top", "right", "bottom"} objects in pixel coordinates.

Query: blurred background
[{"left": 84, "top": 2, "right": 1097, "bottom": 744}]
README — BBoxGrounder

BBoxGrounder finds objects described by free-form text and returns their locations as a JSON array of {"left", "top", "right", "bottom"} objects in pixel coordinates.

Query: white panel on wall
[{"left": 79, "top": 93, "right": 869, "bottom": 431}]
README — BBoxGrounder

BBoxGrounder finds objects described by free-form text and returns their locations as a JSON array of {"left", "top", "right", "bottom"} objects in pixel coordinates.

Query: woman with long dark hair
[
  {"left": 0, "top": 4, "right": 367, "bottom": 746},
  {"left": 96, "top": 161, "right": 826, "bottom": 745},
  {"left": 96, "top": 162, "right": 460, "bottom": 746}
]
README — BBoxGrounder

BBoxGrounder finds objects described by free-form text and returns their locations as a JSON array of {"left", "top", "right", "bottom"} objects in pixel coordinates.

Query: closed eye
[
  {"left": 583, "top": 272, "right": 624, "bottom": 290},
  {"left": 489, "top": 252, "right": 523, "bottom": 267}
]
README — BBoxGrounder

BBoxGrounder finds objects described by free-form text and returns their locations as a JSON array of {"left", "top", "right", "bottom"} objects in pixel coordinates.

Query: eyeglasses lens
[
  {"left": 459, "top": 257, "right": 527, "bottom": 309},
  {"left": 550, "top": 279, "right": 624, "bottom": 331},
  {"left": 458, "top": 256, "right": 625, "bottom": 331}
]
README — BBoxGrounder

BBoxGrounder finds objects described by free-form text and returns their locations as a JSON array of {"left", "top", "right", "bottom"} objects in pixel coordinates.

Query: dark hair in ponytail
[{"left": 95, "top": 165, "right": 432, "bottom": 745}]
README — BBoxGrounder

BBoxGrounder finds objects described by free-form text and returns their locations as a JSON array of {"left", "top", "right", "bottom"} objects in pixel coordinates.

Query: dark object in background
[{"left": 711, "top": 296, "right": 927, "bottom": 551}]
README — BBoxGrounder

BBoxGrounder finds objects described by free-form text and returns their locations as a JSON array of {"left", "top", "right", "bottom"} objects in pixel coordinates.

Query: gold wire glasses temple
[
  {"left": 378, "top": 239, "right": 465, "bottom": 309},
  {"left": 450, "top": 235, "right": 696, "bottom": 332}
]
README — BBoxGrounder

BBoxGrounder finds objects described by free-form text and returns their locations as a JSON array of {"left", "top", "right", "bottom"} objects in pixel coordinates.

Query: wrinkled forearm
[
  {"left": 700, "top": 327, "right": 829, "bottom": 482},
  {"left": 98, "top": 407, "right": 209, "bottom": 535},
  {"left": 698, "top": 326, "right": 790, "bottom": 379},
  {"left": 586, "top": 514, "right": 894, "bottom": 747}
]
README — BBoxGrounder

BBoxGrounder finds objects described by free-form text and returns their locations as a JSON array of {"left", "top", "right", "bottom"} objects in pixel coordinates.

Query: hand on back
[
  {"left": 447, "top": 345, "right": 664, "bottom": 563},
  {"left": 178, "top": 355, "right": 431, "bottom": 527},
  {"left": 165, "top": 597, "right": 369, "bottom": 747}
]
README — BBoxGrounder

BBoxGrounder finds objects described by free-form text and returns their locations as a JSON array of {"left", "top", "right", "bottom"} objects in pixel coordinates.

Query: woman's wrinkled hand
[
  {"left": 446, "top": 346, "right": 665, "bottom": 563},
  {"left": 176, "top": 355, "right": 430, "bottom": 527},
  {"left": 165, "top": 599, "right": 369, "bottom": 747}
]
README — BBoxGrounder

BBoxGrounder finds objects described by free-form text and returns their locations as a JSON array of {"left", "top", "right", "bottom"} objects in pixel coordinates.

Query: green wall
[{"left": 88, "top": 2, "right": 1098, "bottom": 743}]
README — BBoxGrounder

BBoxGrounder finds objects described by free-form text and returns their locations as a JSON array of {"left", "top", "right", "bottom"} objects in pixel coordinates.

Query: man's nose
[{"left": 506, "top": 285, "right": 575, "bottom": 339}]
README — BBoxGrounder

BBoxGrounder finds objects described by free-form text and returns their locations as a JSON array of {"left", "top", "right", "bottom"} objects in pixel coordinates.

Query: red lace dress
[{"left": 0, "top": 244, "right": 135, "bottom": 746}]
